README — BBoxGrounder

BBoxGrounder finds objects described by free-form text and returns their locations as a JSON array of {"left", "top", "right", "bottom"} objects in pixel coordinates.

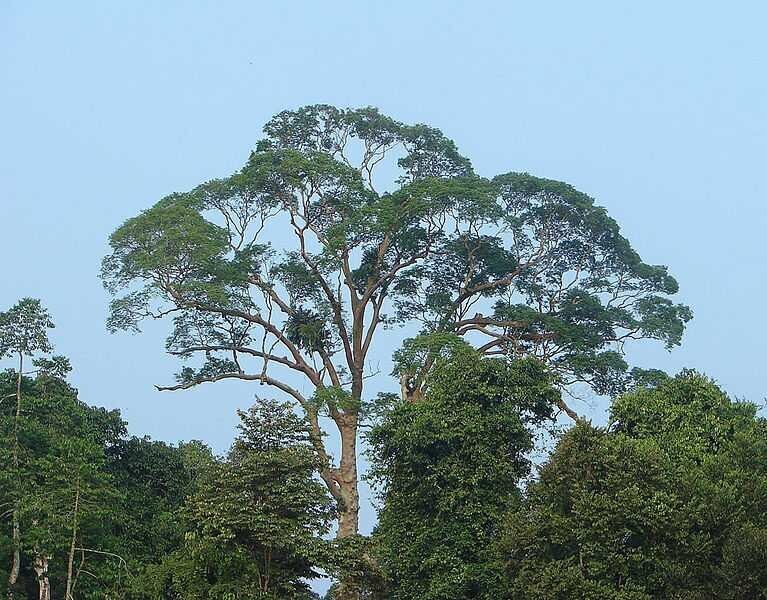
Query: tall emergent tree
[{"left": 101, "top": 105, "right": 691, "bottom": 544}]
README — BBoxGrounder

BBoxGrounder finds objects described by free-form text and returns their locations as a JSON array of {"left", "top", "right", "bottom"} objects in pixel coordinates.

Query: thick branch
[
  {"left": 289, "top": 221, "right": 356, "bottom": 371},
  {"left": 247, "top": 275, "right": 344, "bottom": 385},
  {"left": 156, "top": 371, "right": 309, "bottom": 405},
  {"left": 184, "top": 301, "right": 321, "bottom": 385},
  {"left": 361, "top": 290, "right": 387, "bottom": 361}
]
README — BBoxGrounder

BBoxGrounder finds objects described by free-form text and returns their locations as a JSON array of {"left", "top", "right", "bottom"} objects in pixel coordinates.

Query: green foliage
[
  {"left": 286, "top": 308, "right": 332, "bottom": 353},
  {"left": 106, "top": 436, "right": 198, "bottom": 570},
  {"left": 0, "top": 371, "right": 127, "bottom": 599},
  {"left": 101, "top": 104, "right": 692, "bottom": 416},
  {"left": 0, "top": 298, "right": 55, "bottom": 359},
  {"left": 101, "top": 197, "right": 233, "bottom": 332},
  {"left": 0, "top": 355, "right": 212, "bottom": 599},
  {"left": 391, "top": 332, "right": 471, "bottom": 378},
  {"left": 140, "top": 399, "right": 335, "bottom": 599},
  {"left": 367, "top": 352, "right": 558, "bottom": 599},
  {"left": 312, "top": 386, "right": 359, "bottom": 414},
  {"left": 322, "top": 535, "right": 387, "bottom": 600},
  {"left": 500, "top": 372, "right": 767, "bottom": 599}
]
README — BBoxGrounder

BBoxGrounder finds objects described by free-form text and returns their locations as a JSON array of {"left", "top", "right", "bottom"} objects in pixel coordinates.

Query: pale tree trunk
[
  {"left": 7, "top": 354, "right": 23, "bottom": 600},
  {"left": 336, "top": 416, "right": 360, "bottom": 538},
  {"left": 259, "top": 548, "right": 272, "bottom": 596},
  {"left": 33, "top": 555, "right": 51, "bottom": 600},
  {"left": 335, "top": 412, "right": 360, "bottom": 600},
  {"left": 7, "top": 512, "right": 20, "bottom": 600},
  {"left": 65, "top": 478, "right": 81, "bottom": 600}
]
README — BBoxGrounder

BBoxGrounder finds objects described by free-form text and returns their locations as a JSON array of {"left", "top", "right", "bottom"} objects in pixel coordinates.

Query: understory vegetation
[{"left": 2, "top": 336, "right": 764, "bottom": 599}]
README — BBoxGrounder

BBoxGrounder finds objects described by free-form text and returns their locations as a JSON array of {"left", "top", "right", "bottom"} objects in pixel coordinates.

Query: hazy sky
[{"left": 2, "top": 1, "right": 766, "bottom": 541}]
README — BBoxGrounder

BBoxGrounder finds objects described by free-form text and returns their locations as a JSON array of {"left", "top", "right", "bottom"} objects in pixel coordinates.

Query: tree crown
[{"left": 102, "top": 105, "right": 691, "bottom": 411}]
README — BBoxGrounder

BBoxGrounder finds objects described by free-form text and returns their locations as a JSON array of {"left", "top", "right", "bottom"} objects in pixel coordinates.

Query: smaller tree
[
  {"left": 367, "top": 347, "right": 558, "bottom": 600},
  {"left": 0, "top": 298, "right": 69, "bottom": 600},
  {"left": 25, "top": 434, "right": 116, "bottom": 600},
  {"left": 153, "top": 399, "right": 335, "bottom": 599},
  {"left": 500, "top": 372, "right": 767, "bottom": 599}
]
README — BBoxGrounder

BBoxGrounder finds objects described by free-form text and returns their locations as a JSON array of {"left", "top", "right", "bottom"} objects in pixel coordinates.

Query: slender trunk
[
  {"left": 6, "top": 513, "right": 19, "bottom": 600},
  {"left": 7, "top": 354, "right": 23, "bottom": 599},
  {"left": 33, "top": 555, "right": 51, "bottom": 600},
  {"left": 259, "top": 547, "right": 271, "bottom": 595},
  {"left": 65, "top": 478, "right": 81, "bottom": 600}
]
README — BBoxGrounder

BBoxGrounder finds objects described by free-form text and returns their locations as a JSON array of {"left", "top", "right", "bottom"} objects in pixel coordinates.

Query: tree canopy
[
  {"left": 368, "top": 349, "right": 558, "bottom": 600},
  {"left": 0, "top": 370, "right": 126, "bottom": 599},
  {"left": 500, "top": 372, "right": 767, "bottom": 599},
  {"left": 134, "top": 399, "right": 335, "bottom": 600}
]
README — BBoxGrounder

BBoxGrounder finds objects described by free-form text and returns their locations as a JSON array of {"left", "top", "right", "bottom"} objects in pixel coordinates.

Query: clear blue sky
[{"left": 2, "top": 1, "right": 766, "bottom": 538}]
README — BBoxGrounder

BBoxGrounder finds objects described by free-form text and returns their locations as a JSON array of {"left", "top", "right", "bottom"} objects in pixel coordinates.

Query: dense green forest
[{"left": 2, "top": 106, "right": 765, "bottom": 599}]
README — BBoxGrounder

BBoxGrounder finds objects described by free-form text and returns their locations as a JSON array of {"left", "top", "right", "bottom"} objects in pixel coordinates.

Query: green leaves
[
  {"left": 102, "top": 197, "right": 236, "bottom": 334},
  {"left": 234, "top": 398, "right": 316, "bottom": 453},
  {"left": 311, "top": 386, "right": 359, "bottom": 414},
  {"left": 501, "top": 372, "right": 767, "bottom": 599},
  {"left": 368, "top": 353, "right": 558, "bottom": 600},
  {"left": 391, "top": 332, "right": 471, "bottom": 378},
  {"left": 634, "top": 295, "right": 693, "bottom": 348},
  {"left": 609, "top": 369, "right": 757, "bottom": 456},
  {"left": 0, "top": 298, "right": 55, "bottom": 358},
  {"left": 285, "top": 308, "right": 332, "bottom": 354},
  {"left": 260, "top": 105, "right": 473, "bottom": 182},
  {"left": 102, "top": 104, "right": 692, "bottom": 410},
  {"left": 32, "top": 355, "right": 72, "bottom": 379},
  {"left": 165, "top": 399, "right": 335, "bottom": 599},
  {"left": 104, "top": 196, "right": 229, "bottom": 287},
  {"left": 107, "top": 435, "right": 202, "bottom": 566},
  {"left": 0, "top": 370, "right": 128, "bottom": 599}
]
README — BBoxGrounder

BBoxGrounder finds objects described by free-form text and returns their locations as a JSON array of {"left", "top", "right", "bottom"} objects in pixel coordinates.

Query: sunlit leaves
[
  {"left": 103, "top": 197, "right": 229, "bottom": 290},
  {"left": 312, "top": 386, "right": 359, "bottom": 414},
  {"left": 177, "top": 399, "right": 335, "bottom": 599},
  {"left": 391, "top": 332, "right": 471, "bottom": 378}
]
